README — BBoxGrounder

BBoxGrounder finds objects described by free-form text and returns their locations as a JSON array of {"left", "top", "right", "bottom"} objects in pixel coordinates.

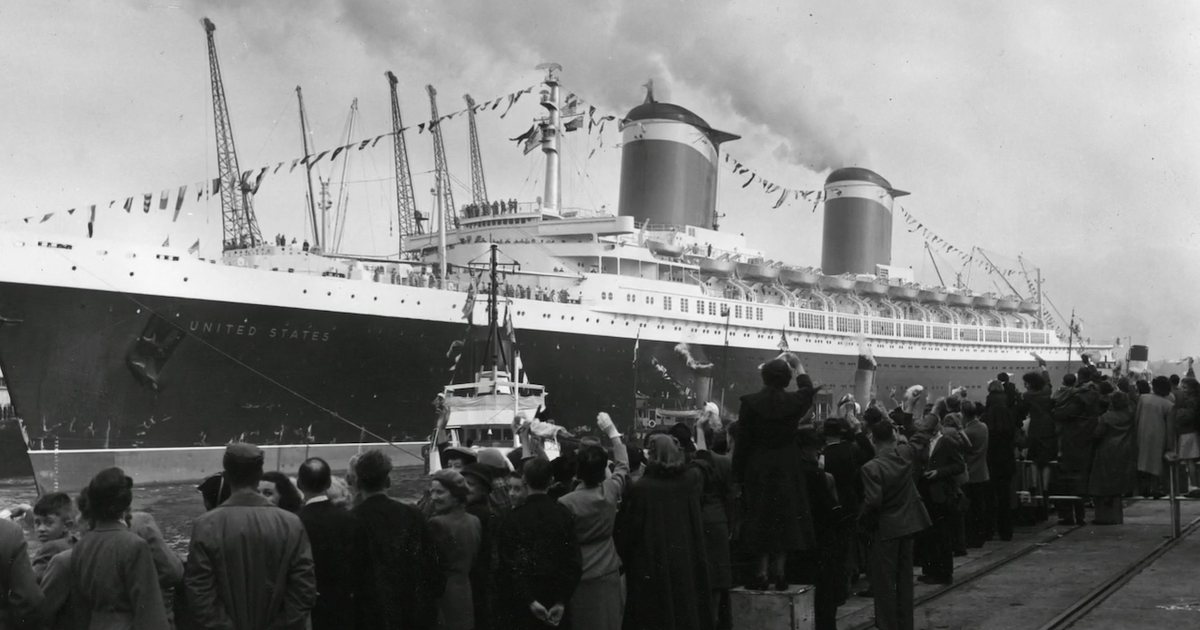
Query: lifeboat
[
  {"left": 736, "top": 262, "right": 780, "bottom": 282},
  {"left": 996, "top": 297, "right": 1020, "bottom": 312},
  {"left": 856, "top": 279, "right": 890, "bottom": 297},
  {"left": 819, "top": 275, "right": 856, "bottom": 293},
  {"left": 973, "top": 295, "right": 999, "bottom": 309},
  {"left": 889, "top": 285, "right": 921, "bottom": 301},
  {"left": 945, "top": 292, "right": 973, "bottom": 307},
  {"left": 697, "top": 258, "right": 736, "bottom": 278},
  {"left": 645, "top": 238, "right": 685, "bottom": 258},
  {"left": 918, "top": 289, "right": 948, "bottom": 303},
  {"left": 1018, "top": 300, "right": 1038, "bottom": 314},
  {"left": 780, "top": 267, "right": 819, "bottom": 288}
]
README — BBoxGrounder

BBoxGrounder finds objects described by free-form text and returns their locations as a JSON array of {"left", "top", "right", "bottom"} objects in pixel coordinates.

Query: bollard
[{"left": 731, "top": 585, "right": 814, "bottom": 630}]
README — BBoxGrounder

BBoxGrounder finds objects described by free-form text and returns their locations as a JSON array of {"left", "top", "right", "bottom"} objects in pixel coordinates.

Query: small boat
[
  {"left": 780, "top": 267, "right": 819, "bottom": 288},
  {"left": 973, "top": 295, "right": 999, "bottom": 309},
  {"left": 855, "top": 279, "right": 890, "bottom": 297},
  {"left": 945, "top": 292, "right": 973, "bottom": 307},
  {"left": 736, "top": 262, "right": 779, "bottom": 282},
  {"left": 820, "top": 275, "right": 856, "bottom": 293},
  {"left": 425, "top": 245, "right": 554, "bottom": 473},
  {"left": 918, "top": 289, "right": 948, "bottom": 303},
  {"left": 1018, "top": 300, "right": 1038, "bottom": 314},
  {"left": 697, "top": 257, "right": 736, "bottom": 278},
  {"left": 996, "top": 297, "right": 1020, "bottom": 311},
  {"left": 889, "top": 285, "right": 921, "bottom": 301},
  {"left": 645, "top": 238, "right": 685, "bottom": 258}
]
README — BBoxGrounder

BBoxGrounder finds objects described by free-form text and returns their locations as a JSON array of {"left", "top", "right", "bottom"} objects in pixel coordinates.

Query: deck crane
[
  {"left": 201, "top": 17, "right": 263, "bottom": 251},
  {"left": 295, "top": 86, "right": 322, "bottom": 250},
  {"left": 463, "top": 94, "right": 489, "bottom": 208},
  {"left": 386, "top": 71, "right": 421, "bottom": 243},
  {"left": 425, "top": 85, "right": 456, "bottom": 233}
]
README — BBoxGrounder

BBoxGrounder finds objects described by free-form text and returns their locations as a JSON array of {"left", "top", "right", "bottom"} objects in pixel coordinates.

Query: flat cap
[{"left": 223, "top": 443, "right": 264, "bottom": 466}]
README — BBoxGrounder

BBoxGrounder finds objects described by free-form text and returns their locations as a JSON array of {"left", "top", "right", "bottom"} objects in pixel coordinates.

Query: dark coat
[
  {"left": 983, "top": 391, "right": 1018, "bottom": 477},
  {"left": 916, "top": 435, "right": 966, "bottom": 506},
  {"left": 733, "top": 374, "right": 817, "bottom": 553},
  {"left": 352, "top": 494, "right": 445, "bottom": 630},
  {"left": 71, "top": 522, "right": 168, "bottom": 630},
  {"left": 497, "top": 494, "right": 583, "bottom": 630},
  {"left": 822, "top": 439, "right": 871, "bottom": 513},
  {"left": 464, "top": 499, "right": 496, "bottom": 630},
  {"left": 1018, "top": 383, "right": 1057, "bottom": 440},
  {"left": 616, "top": 467, "right": 712, "bottom": 630},
  {"left": 185, "top": 490, "right": 317, "bottom": 630},
  {"left": 1053, "top": 383, "right": 1103, "bottom": 495},
  {"left": 858, "top": 443, "right": 931, "bottom": 541},
  {"left": 1089, "top": 409, "right": 1138, "bottom": 497},
  {"left": 299, "top": 499, "right": 360, "bottom": 630},
  {"left": 0, "top": 518, "right": 43, "bottom": 629}
]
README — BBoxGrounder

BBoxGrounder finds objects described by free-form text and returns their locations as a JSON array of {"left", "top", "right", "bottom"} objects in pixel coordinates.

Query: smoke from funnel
[{"left": 275, "top": 0, "right": 871, "bottom": 171}]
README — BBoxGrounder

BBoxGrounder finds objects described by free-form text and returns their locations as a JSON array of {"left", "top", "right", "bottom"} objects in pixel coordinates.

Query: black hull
[{"left": 0, "top": 281, "right": 1070, "bottom": 453}]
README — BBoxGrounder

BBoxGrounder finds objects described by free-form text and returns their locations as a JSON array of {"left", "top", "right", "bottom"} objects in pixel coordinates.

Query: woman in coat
[
  {"left": 732, "top": 354, "right": 817, "bottom": 589},
  {"left": 617, "top": 434, "right": 713, "bottom": 630},
  {"left": 70, "top": 467, "right": 167, "bottom": 630},
  {"left": 428, "top": 469, "right": 483, "bottom": 630},
  {"left": 1134, "top": 376, "right": 1175, "bottom": 497},
  {"left": 1089, "top": 392, "right": 1138, "bottom": 524},
  {"left": 558, "top": 413, "right": 630, "bottom": 630},
  {"left": 1173, "top": 376, "right": 1200, "bottom": 497}
]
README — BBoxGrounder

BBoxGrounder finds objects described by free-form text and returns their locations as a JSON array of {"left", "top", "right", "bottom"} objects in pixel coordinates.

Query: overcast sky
[{"left": 3, "top": 1, "right": 1198, "bottom": 361}]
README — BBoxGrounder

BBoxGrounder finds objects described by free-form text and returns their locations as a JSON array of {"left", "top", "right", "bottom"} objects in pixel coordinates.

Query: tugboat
[{"left": 425, "top": 244, "right": 550, "bottom": 474}]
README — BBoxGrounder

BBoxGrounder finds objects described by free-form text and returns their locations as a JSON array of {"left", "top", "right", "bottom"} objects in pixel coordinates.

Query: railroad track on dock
[
  {"left": 844, "top": 520, "right": 1089, "bottom": 630},
  {"left": 845, "top": 504, "right": 1200, "bottom": 630},
  {"left": 1036, "top": 514, "right": 1200, "bottom": 630}
]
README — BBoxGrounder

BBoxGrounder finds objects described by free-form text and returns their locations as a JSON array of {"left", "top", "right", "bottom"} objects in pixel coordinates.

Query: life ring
[
  {"left": 645, "top": 418, "right": 658, "bottom": 429},
  {"left": 236, "top": 257, "right": 246, "bottom": 267}
]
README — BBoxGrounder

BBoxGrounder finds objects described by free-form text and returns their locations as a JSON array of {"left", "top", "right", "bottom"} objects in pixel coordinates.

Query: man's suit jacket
[
  {"left": 352, "top": 494, "right": 445, "bottom": 630},
  {"left": 859, "top": 443, "right": 931, "bottom": 541},
  {"left": 299, "top": 499, "right": 360, "bottom": 630},
  {"left": 917, "top": 434, "right": 966, "bottom": 505}
]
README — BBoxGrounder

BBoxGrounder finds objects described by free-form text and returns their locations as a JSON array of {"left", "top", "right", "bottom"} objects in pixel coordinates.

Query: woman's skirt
[
  {"left": 1178, "top": 432, "right": 1200, "bottom": 460},
  {"left": 570, "top": 571, "right": 623, "bottom": 630}
]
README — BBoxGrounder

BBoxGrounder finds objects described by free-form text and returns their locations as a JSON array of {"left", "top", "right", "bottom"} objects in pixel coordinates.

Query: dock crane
[
  {"left": 463, "top": 94, "right": 489, "bottom": 208},
  {"left": 426, "top": 85, "right": 456, "bottom": 233},
  {"left": 386, "top": 71, "right": 421, "bottom": 243},
  {"left": 201, "top": 17, "right": 262, "bottom": 251}
]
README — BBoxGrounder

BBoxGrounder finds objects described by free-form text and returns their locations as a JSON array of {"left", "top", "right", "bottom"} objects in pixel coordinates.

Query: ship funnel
[
  {"left": 821, "top": 167, "right": 904, "bottom": 276},
  {"left": 617, "top": 100, "right": 739, "bottom": 230}
]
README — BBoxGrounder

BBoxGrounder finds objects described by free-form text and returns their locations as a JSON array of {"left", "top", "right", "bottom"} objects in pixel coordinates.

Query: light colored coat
[
  {"left": 185, "top": 489, "right": 317, "bottom": 630},
  {"left": 1135, "top": 394, "right": 1174, "bottom": 476}
]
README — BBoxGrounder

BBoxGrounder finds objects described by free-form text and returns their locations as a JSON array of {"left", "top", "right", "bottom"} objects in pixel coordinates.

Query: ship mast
[
  {"left": 463, "top": 94, "right": 489, "bottom": 208},
  {"left": 202, "top": 17, "right": 263, "bottom": 252},
  {"left": 426, "top": 85, "right": 457, "bottom": 233},
  {"left": 537, "top": 63, "right": 563, "bottom": 213},
  {"left": 386, "top": 71, "right": 421, "bottom": 248},
  {"left": 296, "top": 86, "right": 321, "bottom": 250}
]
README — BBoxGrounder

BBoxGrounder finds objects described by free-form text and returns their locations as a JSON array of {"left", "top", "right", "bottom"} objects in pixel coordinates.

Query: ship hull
[{"left": 0, "top": 276, "right": 1079, "bottom": 491}]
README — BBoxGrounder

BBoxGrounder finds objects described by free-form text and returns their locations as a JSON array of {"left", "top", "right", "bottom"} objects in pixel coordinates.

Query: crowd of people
[{"left": 2, "top": 353, "right": 1199, "bottom": 630}]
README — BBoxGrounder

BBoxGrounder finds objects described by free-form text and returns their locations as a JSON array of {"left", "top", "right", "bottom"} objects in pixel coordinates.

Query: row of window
[{"left": 601, "top": 293, "right": 1051, "bottom": 346}]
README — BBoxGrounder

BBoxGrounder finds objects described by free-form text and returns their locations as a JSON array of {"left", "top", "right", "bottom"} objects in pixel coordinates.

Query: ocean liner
[{"left": 0, "top": 33, "right": 1108, "bottom": 491}]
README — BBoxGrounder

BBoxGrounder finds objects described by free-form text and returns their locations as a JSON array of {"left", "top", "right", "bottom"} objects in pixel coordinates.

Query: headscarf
[
  {"left": 431, "top": 469, "right": 470, "bottom": 505},
  {"left": 648, "top": 434, "right": 686, "bottom": 468}
]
